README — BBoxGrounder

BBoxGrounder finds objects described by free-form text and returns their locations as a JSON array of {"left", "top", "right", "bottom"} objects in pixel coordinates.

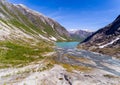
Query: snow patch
[
  {"left": 60, "top": 37, "right": 66, "bottom": 41},
  {"left": 51, "top": 24, "right": 54, "bottom": 28},
  {"left": 49, "top": 36, "right": 57, "bottom": 41},
  {"left": 99, "top": 37, "right": 120, "bottom": 48},
  {"left": 42, "top": 30, "right": 47, "bottom": 34},
  {"left": 39, "top": 34, "right": 50, "bottom": 41}
]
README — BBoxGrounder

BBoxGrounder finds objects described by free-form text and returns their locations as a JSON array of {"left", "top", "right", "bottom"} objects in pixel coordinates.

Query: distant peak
[
  {"left": 82, "top": 29, "right": 94, "bottom": 32},
  {"left": 69, "top": 29, "right": 94, "bottom": 33},
  {"left": 69, "top": 29, "right": 78, "bottom": 32}
]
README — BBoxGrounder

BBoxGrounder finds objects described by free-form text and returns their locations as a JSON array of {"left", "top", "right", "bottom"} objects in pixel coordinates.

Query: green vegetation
[
  {"left": 0, "top": 41, "right": 53, "bottom": 68},
  {"left": 45, "top": 54, "right": 92, "bottom": 72},
  {"left": 0, "top": 3, "right": 56, "bottom": 68},
  {"left": 13, "top": 10, "right": 45, "bottom": 35},
  {"left": 37, "top": 62, "right": 54, "bottom": 72},
  {"left": 0, "top": 1, "right": 73, "bottom": 70},
  {"left": 44, "top": 24, "right": 56, "bottom": 36},
  {"left": 103, "top": 74, "right": 118, "bottom": 78},
  {"left": 3, "top": 83, "right": 6, "bottom": 85},
  {"left": 61, "top": 63, "right": 92, "bottom": 72},
  {"left": 59, "top": 78, "right": 63, "bottom": 80},
  {"left": 9, "top": 19, "right": 36, "bottom": 34}
]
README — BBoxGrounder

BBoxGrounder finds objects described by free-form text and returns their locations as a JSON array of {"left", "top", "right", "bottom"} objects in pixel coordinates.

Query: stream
[{"left": 56, "top": 42, "right": 120, "bottom": 76}]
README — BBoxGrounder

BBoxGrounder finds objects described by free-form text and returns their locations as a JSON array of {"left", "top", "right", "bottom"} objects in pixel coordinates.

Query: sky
[{"left": 7, "top": 0, "right": 120, "bottom": 31}]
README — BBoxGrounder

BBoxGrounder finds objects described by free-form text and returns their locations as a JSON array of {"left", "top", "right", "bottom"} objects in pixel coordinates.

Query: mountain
[
  {"left": 69, "top": 29, "right": 93, "bottom": 41},
  {"left": 0, "top": 0, "right": 71, "bottom": 67},
  {"left": 0, "top": 0, "right": 71, "bottom": 42},
  {"left": 78, "top": 15, "right": 120, "bottom": 58}
]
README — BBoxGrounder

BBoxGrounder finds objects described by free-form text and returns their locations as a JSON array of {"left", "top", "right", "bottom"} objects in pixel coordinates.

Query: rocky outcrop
[{"left": 78, "top": 15, "right": 120, "bottom": 58}]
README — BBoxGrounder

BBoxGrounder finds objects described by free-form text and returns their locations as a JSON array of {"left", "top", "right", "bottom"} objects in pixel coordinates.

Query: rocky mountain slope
[
  {"left": 69, "top": 29, "right": 93, "bottom": 41},
  {"left": 78, "top": 15, "right": 120, "bottom": 58},
  {"left": 0, "top": 0, "right": 71, "bottom": 68},
  {"left": 0, "top": 0, "right": 71, "bottom": 42}
]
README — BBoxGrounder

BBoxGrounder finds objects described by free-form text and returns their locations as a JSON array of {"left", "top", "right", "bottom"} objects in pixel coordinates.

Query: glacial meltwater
[
  {"left": 55, "top": 42, "right": 120, "bottom": 76},
  {"left": 56, "top": 42, "right": 79, "bottom": 49}
]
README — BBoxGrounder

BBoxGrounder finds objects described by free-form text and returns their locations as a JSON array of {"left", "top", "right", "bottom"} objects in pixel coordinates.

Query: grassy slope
[
  {"left": 0, "top": 3, "right": 55, "bottom": 68},
  {"left": 0, "top": 40, "right": 54, "bottom": 68},
  {"left": 0, "top": 2, "right": 73, "bottom": 69}
]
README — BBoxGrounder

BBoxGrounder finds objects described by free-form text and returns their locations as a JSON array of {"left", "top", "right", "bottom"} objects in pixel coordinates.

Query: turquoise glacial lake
[{"left": 56, "top": 42, "right": 79, "bottom": 49}]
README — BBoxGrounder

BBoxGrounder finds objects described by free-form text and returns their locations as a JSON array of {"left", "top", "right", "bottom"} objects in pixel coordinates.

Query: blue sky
[{"left": 7, "top": 0, "right": 120, "bottom": 31}]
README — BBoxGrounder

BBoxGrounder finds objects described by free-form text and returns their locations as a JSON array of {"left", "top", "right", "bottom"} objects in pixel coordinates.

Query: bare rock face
[
  {"left": 0, "top": 0, "right": 71, "bottom": 42},
  {"left": 78, "top": 15, "right": 120, "bottom": 58}
]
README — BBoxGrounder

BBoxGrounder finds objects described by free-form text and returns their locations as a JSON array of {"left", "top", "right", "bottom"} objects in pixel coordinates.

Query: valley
[
  {"left": 0, "top": 42, "right": 120, "bottom": 85},
  {"left": 0, "top": 0, "right": 120, "bottom": 85}
]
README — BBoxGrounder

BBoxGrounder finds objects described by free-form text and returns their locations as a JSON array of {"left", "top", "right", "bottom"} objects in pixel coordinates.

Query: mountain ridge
[
  {"left": 69, "top": 29, "right": 93, "bottom": 41},
  {"left": 78, "top": 15, "right": 120, "bottom": 58},
  {"left": 0, "top": 0, "right": 71, "bottom": 42}
]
